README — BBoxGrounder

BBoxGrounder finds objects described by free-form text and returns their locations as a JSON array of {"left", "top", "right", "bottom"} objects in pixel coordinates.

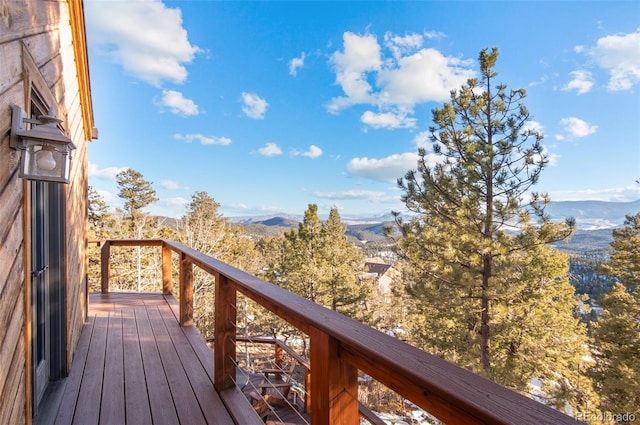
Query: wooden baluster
[
  {"left": 161, "top": 243, "right": 173, "bottom": 295},
  {"left": 214, "top": 272, "right": 237, "bottom": 391},
  {"left": 179, "top": 253, "right": 193, "bottom": 326},
  {"left": 100, "top": 240, "right": 110, "bottom": 294},
  {"left": 309, "top": 326, "right": 359, "bottom": 424}
]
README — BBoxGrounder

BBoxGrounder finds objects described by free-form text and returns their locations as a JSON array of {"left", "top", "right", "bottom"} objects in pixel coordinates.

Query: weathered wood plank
[
  {"left": 0, "top": 215, "right": 24, "bottom": 346},
  {"left": 147, "top": 305, "right": 207, "bottom": 425},
  {"left": 99, "top": 311, "right": 125, "bottom": 424},
  {"left": 135, "top": 305, "right": 180, "bottom": 425},
  {"left": 0, "top": 0, "right": 63, "bottom": 45},
  {"left": 55, "top": 317, "right": 94, "bottom": 425},
  {"left": 0, "top": 332, "right": 24, "bottom": 425},
  {"left": 0, "top": 40, "right": 22, "bottom": 96},
  {"left": 0, "top": 279, "right": 24, "bottom": 409},
  {"left": 7, "top": 367, "right": 25, "bottom": 425},
  {"left": 121, "top": 308, "right": 152, "bottom": 425}
]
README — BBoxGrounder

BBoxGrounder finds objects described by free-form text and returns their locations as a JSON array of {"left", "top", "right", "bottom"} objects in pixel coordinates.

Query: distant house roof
[{"left": 365, "top": 262, "right": 392, "bottom": 276}]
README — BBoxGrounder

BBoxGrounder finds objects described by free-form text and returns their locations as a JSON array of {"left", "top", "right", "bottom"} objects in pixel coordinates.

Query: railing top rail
[{"left": 93, "top": 239, "right": 581, "bottom": 425}]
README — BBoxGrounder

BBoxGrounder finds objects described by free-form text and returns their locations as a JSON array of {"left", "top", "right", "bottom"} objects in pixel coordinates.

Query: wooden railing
[{"left": 91, "top": 239, "right": 584, "bottom": 425}]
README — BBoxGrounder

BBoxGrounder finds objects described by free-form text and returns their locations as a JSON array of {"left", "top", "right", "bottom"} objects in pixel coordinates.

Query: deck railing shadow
[{"left": 90, "top": 239, "right": 583, "bottom": 425}]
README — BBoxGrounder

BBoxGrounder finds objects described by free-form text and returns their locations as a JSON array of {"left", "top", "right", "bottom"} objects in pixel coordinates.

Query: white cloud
[
  {"left": 523, "top": 120, "right": 544, "bottom": 136},
  {"left": 241, "top": 92, "right": 269, "bottom": 119},
  {"left": 96, "top": 189, "right": 116, "bottom": 205},
  {"left": 174, "top": 133, "right": 232, "bottom": 145},
  {"left": 88, "top": 163, "right": 128, "bottom": 181},
  {"left": 413, "top": 131, "right": 432, "bottom": 149},
  {"left": 85, "top": 0, "right": 200, "bottom": 86},
  {"left": 313, "top": 190, "right": 391, "bottom": 203},
  {"left": 159, "top": 90, "right": 199, "bottom": 116},
  {"left": 328, "top": 32, "right": 382, "bottom": 112},
  {"left": 292, "top": 145, "right": 323, "bottom": 158},
  {"left": 160, "top": 180, "right": 186, "bottom": 190},
  {"left": 147, "top": 197, "right": 190, "bottom": 218},
  {"left": 361, "top": 110, "right": 416, "bottom": 129},
  {"left": 590, "top": 29, "right": 640, "bottom": 91},
  {"left": 289, "top": 53, "right": 306, "bottom": 76},
  {"left": 562, "top": 70, "right": 593, "bottom": 95},
  {"left": 384, "top": 32, "right": 424, "bottom": 60},
  {"left": 347, "top": 152, "right": 422, "bottom": 183},
  {"left": 159, "top": 197, "right": 189, "bottom": 207},
  {"left": 424, "top": 30, "right": 446, "bottom": 40},
  {"left": 327, "top": 31, "right": 475, "bottom": 128},
  {"left": 559, "top": 117, "right": 598, "bottom": 139},
  {"left": 377, "top": 48, "right": 474, "bottom": 106},
  {"left": 257, "top": 143, "right": 282, "bottom": 157},
  {"left": 303, "top": 145, "right": 323, "bottom": 158}
]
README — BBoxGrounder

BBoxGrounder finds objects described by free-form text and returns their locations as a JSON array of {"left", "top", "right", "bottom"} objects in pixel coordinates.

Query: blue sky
[{"left": 84, "top": 0, "right": 640, "bottom": 219}]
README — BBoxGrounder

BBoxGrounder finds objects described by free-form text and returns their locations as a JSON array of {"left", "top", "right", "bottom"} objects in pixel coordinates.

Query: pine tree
[
  {"left": 590, "top": 284, "right": 640, "bottom": 420},
  {"left": 600, "top": 213, "right": 640, "bottom": 290},
  {"left": 277, "top": 205, "right": 370, "bottom": 320},
  {"left": 591, "top": 213, "right": 640, "bottom": 419},
  {"left": 88, "top": 185, "right": 112, "bottom": 239},
  {"left": 321, "top": 208, "right": 370, "bottom": 318},
  {"left": 393, "top": 48, "right": 598, "bottom": 412},
  {"left": 116, "top": 168, "right": 158, "bottom": 234},
  {"left": 115, "top": 168, "right": 158, "bottom": 290}
]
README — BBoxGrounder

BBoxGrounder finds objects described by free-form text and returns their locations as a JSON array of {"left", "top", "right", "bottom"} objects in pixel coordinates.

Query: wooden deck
[{"left": 53, "top": 292, "right": 236, "bottom": 425}]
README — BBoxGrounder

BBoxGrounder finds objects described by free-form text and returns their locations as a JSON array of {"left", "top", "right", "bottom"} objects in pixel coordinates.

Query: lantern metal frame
[{"left": 9, "top": 105, "right": 76, "bottom": 184}]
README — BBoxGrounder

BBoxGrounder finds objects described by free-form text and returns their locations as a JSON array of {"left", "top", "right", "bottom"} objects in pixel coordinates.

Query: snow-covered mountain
[
  {"left": 231, "top": 200, "right": 640, "bottom": 252},
  {"left": 545, "top": 199, "right": 640, "bottom": 230}
]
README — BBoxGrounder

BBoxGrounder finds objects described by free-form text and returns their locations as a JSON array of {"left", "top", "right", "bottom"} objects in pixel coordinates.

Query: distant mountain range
[
  {"left": 231, "top": 200, "right": 640, "bottom": 253},
  {"left": 545, "top": 199, "right": 640, "bottom": 230}
]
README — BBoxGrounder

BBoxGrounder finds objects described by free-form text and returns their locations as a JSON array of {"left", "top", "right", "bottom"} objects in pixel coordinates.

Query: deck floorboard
[{"left": 54, "top": 292, "right": 236, "bottom": 425}]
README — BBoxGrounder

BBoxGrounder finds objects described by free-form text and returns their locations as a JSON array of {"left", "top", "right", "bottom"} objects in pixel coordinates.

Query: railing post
[
  {"left": 162, "top": 243, "right": 173, "bottom": 295},
  {"left": 304, "top": 368, "right": 311, "bottom": 413},
  {"left": 274, "top": 342, "right": 283, "bottom": 380},
  {"left": 214, "top": 272, "right": 237, "bottom": 391},
  {"left": 179, "top": 252, "right": 193, "bottom": 326},
  {"left": 100, "top": 240, "right": 110, "bottom": 294},
  {"left": 309, "top": 326, "right": 359, "bottom": 425}
]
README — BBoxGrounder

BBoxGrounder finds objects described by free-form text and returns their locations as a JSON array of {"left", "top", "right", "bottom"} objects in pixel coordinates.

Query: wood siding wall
[{"left": 0, "top": 0, "right": 93, "bottom": 423}]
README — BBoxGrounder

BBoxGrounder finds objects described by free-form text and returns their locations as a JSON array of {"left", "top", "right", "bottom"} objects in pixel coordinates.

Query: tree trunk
[{"left": 480, "top": 258, "right": 491, "bottom": 375}]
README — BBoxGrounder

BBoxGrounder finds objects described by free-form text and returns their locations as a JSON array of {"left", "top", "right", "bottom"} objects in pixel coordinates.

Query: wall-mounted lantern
[{"left": 10, "top": 104, "right": 76, "bottom": 184}]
